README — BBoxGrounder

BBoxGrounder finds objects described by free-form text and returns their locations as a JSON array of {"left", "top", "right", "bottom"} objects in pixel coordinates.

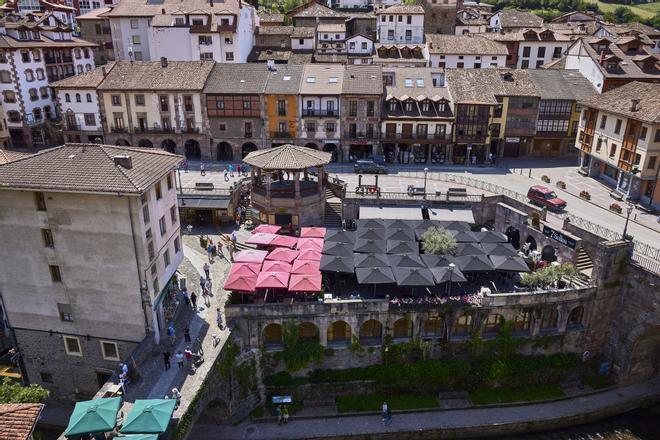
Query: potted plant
[
  {"left": 579, "top": 190, "right": 591, "bottom": 200},
  {"left": 556, "top": 181, "right": 566, "bottom": 189},
  {"left": 200, "top": 235, "right": 208, "bottom": 248},
  {"left": 541, "top": 175, "right": 551, "bottom": 183},
  {"left": 610, "top": 203, "right": 622, "bottom": 213}
]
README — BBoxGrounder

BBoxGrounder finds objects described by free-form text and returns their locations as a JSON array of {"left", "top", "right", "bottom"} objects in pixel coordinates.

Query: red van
[{"left": 527, "top": 185, "right": 567, "bottom": 211}]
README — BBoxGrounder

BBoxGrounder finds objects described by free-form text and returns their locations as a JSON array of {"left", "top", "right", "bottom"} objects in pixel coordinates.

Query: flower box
[
  {"left": 609, "top": 203, "right": 622, "bottom": 214},
  {"left": 579, "top": 191, "right": 590, "bottom": 200},
  {"left": 556, "top": 181, "right": 566, "bottom": 189},
  {"left": 541, "top": 175, "right": 551, "bottom": 183}
]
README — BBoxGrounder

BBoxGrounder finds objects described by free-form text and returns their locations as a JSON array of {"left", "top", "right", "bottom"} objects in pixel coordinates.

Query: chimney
[
  {"left": 161, "top": 56, "right": 168, "bottom": 68},
  {"left": 113, "top": 154, "right": 133, "bottom": 169},
  {"left": 101, "top": 66, "right": 107, "bottom": 77},
  {"left": 598, "top": 50, "right": 606, "bottom": 65},
  {"left": 630, "top": 99, "right": 640, "bottom": 112},
  {"left": 161, "top": 7, "right": 165, "bottom": 14}
]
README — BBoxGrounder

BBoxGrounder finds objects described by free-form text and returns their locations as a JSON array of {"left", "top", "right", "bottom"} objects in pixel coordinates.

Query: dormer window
[
  {"left": 606, "top": 61, "right": 618, "bottom": 70},
  {"left": 438, "top": 102, "right": 445, "bottom": 112},
  {"left": 405, "top": 100, "right": 413, "bottom": 112},
  {"left": 174, "top": 17, "right": 185, "bottom": 26},
  {"left": 421, "top": 101, "right": 429, "bottom": 112},
  {"left": 389, "top": 100, "right": 397, "bottom": 111},
  {"left": 192, "top": 18, "right": 204, "bottom": 25},
  {"left": 18, "top": 31, "right": 28, "bottom": 40}
]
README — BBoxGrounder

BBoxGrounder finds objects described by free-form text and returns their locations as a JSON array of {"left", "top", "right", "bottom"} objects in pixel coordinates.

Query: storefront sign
[
  {"left": 542, "top": 225, "right": 577, "bottom": 249},
  {"left": 506, "top": 137, "right": 520, "bottom": 143}
]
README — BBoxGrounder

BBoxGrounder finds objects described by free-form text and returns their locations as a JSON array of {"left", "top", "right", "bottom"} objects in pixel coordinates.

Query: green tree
[
  {"left": 0, "top": 378, "right": 49, "bottom": 403},
  {"left": 647, "top": 13, "right": 660, "bottom": 29},
  {"left": 282, "top": 321, "right": 323, "bottom": 372},
  {"left": 421, "top": 227, "right": 458, "bottom": 255},
  {"left": 604, "top": 6, "right": 640, "bottom": 24}
]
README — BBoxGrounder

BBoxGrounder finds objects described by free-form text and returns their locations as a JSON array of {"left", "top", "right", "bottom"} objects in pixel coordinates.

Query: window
[
  {"left": 648, "top": 156, "right": 657, "bottom": 170},
  {"left": 277, "top": 100, "right": 286, "bottom": 116},
  {"left": 457, "top": 62, "right": 464, "bottom": 68},
  {"left": 452, "top": 314, "right": 472, "bottom": 337},
  {"left": 170, "top": 205, "right": 177, "bottom": 224},
  {"left": 520, "top": 60, "right": 529, "bottom": 69},
  {"left": 36, "top": 68, "right": 45, "bottom": 80},
  {"left": 326, "top": 122, "right": 335, "bottom": 132},
  {"left": 640, "top": 127, "right": 647, "bottom": 140},
  {"left": 135, "top": 94, "right": 145, "bottom": 106},
  {"left": 600, "top": 115, "right": 607, "bottom": 129},
  {"left": 609, "top": 143, "right": 617, "bottom": 158},
  {"left": 245, "top": 121, "right": 252, "bottom": 137},
  {"left": 159, "top": 95, "right": 169, "bottom": 112},
  {"left": 484, "top": 314, "right": 503, "bottom": 334},
  {"left": 75, "top": 93, "right": 81, "bottom": 103},
  {"left": 32, "top": 49, "right": 41, "bottom": 61},
  {"left": 134, "top": 51, "right": 143, "bottom": 61},
  {"left": 0, "top": 70, "right": 11, "bottom": 83},
  {"left": 131, "top": 35, "right": 141, "bottom": 45},
  {"left": 596, "top": 138, "right": 602, "bottom": 152},
  {"left": 537, "top": 46, "right": 546, "bottom": 58},
  {"left": 387, "top": 30, "right": 394, "bottom": 40},
  {"left": 349, "top": 100, "right": 357, "bottom": 117},
  {"left": 405, "top": 30, "right": 412, "bottom": 41},
  {"left": 159, "top": 216, "right": 167, "bottom": 236},
  {"left": 405, "top": 101, "right": 413, "bottom": 112},
  {"left": 541, "top": 309, "right": 558, "bottom": 330},
  {"left": 85, "top": 93, "right": 92, "bottom": 102},
  {"left": 226, "top": 52, "right": 234, "bottom": 61},
  {"left": 536, "top": 60, "right": 544, "bottom": 68},
  {"left": 614, "top": 119, "right": 622, "bottom": 134},
  {"left": 143, "top": 205, "right": 150, "bottom": 223},
  {"left": 111, "top": 95, "right": 121, "bottom": 106},
  {"left": 3, "top": 90, "right": 16, "bottom": 103},
  {"left": 25, "top": 69, "right": 34, "bottom": 82},
  {"left": 367, "top": 101, "right": 374, "bottom": 117},
  {"left": 225, "top": 36, "right": 233, "bottom": 44},
  {"left": 64, "top": 93, "right": 71, "bottom": 103},
  {"left": 100, "top": 341, "right": 119, "bottom": 361},
  {"left": 29, "top": 88, "right": 38, "bottom": 101},
  {"left": 49, "top": 265, "right": 62, "bottom": 282},
  {"left": 216, "top": 100, "right": 225, "bottom": 110},
  {"left": 42, "top": 229, "right": 54, "bottom": 247},
  {"left": 57, "top": 303, "right": 73, "bottom": 322},
  {"left": 163, "top": 249, "right": 170, "bottom": 267},
  {"left": 63, "top": 336, "right": 82, "bottom": 356},
  {"left": 306, "top": 121, "right": 316, "bottom": 132},
  {"left": 174, "top": 236, "right": 180, "bottom": 253},
  {"left": 654, "top": 129, "right": 660, "bottom": 143},
  {"left": 522, "top": 46, "right": 530, "bottom": 57},
  {"left": 552, "top": 47, "right": 562, "bottom": 58},
  {"left": 200, "top": 52, "right": 213, "bottom": 60},
  {"left": 35, "top": 192, "right": 46, "bottom": 211},
  {"left": 567, "top": 306, "right": 583, "bottom": 328},
  {"left": 148, "top": 241, "right": 155, "bottom": 260},
  {"left": 513, "top": 311, "right": 532, "bottom": 333},
  {"left": 155, "top": 182, "right": 162, "bottom": 200},
  {"left": 242, "top": 100, "right": 251, "bottom": 110},
  {"left": 184, "top": 95, "right": 193, "bottom": 112},
  {"left": 21, "top": 51, "right": 30, "bottom": 63},
  {"left": 130, "top": 19, "right": 139, "bottom": 29},
  {"left": 407, "top": 15, "right": 412, "bottom": 24},
  {"left": 77, "top": 65, "right": 84, "bottom": 74}
]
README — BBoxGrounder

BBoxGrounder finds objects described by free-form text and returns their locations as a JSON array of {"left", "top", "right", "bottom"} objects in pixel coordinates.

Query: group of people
[
  {"left": 206, "top": 233, "right": 238, "bottom": 263},
  {"left": 275, "top": 405, "right": 290, "bottom": 425}
]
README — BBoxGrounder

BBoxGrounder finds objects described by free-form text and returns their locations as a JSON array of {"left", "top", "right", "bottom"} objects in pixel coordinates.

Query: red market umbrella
[
  {"left": 229, "top": 262, "right": 261, "bottom": 277},
  {"left": 300, "top": 227, "right": 327, "bottom": 238},
  {"left": 266, "top": 248, "right": 299, "bottom": 263},
  {"left": 223, "top": 272, "right": 257, "bottom": 292},
  {"left": 288, "top": 274, "right": 322, "bottom": 292},
  {"left": 297, "top": 238, "right": 324, "bottom": 251},
  {"left": 246, "top": 233, "right": 277, "bottom": 246},
  {"left": 262, "top": 260, "right": 293, "bottom": 273},
  {"left": 270, "top": 235, "right": 298, "bottom": 249},
  {"left": 234, "top": 250, "right": 268, "bottom": 264},
  {"left": 297, "top": 248, "right": 322, "bottom": 261},
  {"left": 291, "top": 259, "right": 321, "bottom": 275},
  {"left": 256, "top": 271, "right": 290, "bottom": 289},
  {"left": 252, "top": 224, "right": 282, "bottom": 235}
]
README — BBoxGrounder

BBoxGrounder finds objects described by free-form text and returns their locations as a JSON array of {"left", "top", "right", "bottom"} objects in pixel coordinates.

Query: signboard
[
  {"left": 506, "top": 137, "right": 520, "bottom": 143},
  {"left": 542, "top": 225, "right": 577, "bottom": 249},
  {"left": 272, "top": 395, "right": 292, "bottom": 404}
]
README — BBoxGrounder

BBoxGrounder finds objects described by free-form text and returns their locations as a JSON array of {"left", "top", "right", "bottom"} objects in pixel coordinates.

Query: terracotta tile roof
[
  {"left": 376, "top": 4, "right": 424, "bottom": 14},
  {"left": 300, "top": 64, "right": 344, "bottom": 95},
  {"left": 384, "top": 67, "right": 449, "bottom": 101},
  {"left": 317, "top": 23, "right": 345, "bottom": 33},
  {"left": 495, "top": 10, "right": 543, "bottom": 28},
  {"left": 541, "top": 56, "right": 566, "bottom": 69},
  {"left": 247, "top": 48, "right": 292, "bottom": 62},
  {"left": 313, "top": 53, "right": 348, "bottom": 63},
  {"left": 0, "top": 149, "right": 31, "bottom": 165},
  {"left": 258, "top": 12, "right": 284, "bottom": 23},
  {"left": 581, "top": 81, "right": 660, "bottom": 124},
  {"left": 97, "top": 61, "right": 214, "bottom": 91},
  {"left": 203, "top": 63, "right": 270, "bottom": 94},
  {"left": 0, "top": 144, "right": 183, "bottom": 194},
  {"left": 76, "top": 6, "right": 112, "bottom": 20},
  {"left": 288, "top": 52, "right": 314, "bottom": 64},
  {"left": 264, "top": 64, "right": 303, "bottom": 94},
  {"left": 291, "top": 27, "right": 315, "bottom": 38},
  {"left": 106, "top": 0, "right": 242, "bottom": 17},
  {"left": 290, "top": 2, "right": 343, "bottom": 18},
  {"left": 257, "top": 25, "right": 293, "bottom": 35},
  {"left": 528, "top": 69, "right": 595, "bottom": 101},
  {"left": 446, "top": 69, "right": 539, "bottom": 104},
  {"left": 51, "top": 62, "right": 116, "bottom": 89},
  {"left": 0, "top": 404, "right": 43, "bottom": 440},
  {"left": 576, "top": 36, "right": 660, "bottom": 80},
  {"left": 425, "top": 34, "right": 508, "bottom": 55},
  {"left": 342, "top": 65, "right": 383, "bottom": 95},
  {"left": 0, "top": 34, "right": 96, "bottom": 48},
  {"left": 243, "top": 144, "right": 331, "bottom": 170}
]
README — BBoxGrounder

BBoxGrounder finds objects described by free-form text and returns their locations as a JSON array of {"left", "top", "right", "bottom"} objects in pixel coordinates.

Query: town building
[
  {"left": 203, "top": 63, "right": 270, "bottom": 161},
  {"left": 0, "top": 11, "right": 96, "bottom": 148},
  {"left": 298, "top": 64, "right": 344, "bottom": 155},
  {"left": 425, "top": 34, "right": 508, "bottom": 69},
  {"left": 546, "top": 12, "right": 599, "bottom": 41},
  {"left": 0, "top": 144, "right": 183, "bottom": 399},
  {"left": 76, "top": 7, "right": 115, "bottom": 66},
  {"left": 96, "top": 60, "right": 214, "bottom": 159},
  {"left": 0, "top": 403, "right": 43, "bottom": 440},
  {"left": 527, "top": 69, "right": 597, "bottom": 157},
  {"left": 258, "top": 12, "right": 285, "bottom": 27},
  {"left": 255, "top": 25, "right": 293, "bottom": 50},
  {"left": 346, "top": 34, "right": 374, "bottom": 64},
  {"left": 381, "top": 67, "right": 453, "bottom": 164},
  {"left": 0, "top": 107, "right": 9, "bottom": 149},
  {"left": 106, "top": 0, "right": 258, "bottom": 63},
  {"left": 482, "top": 28, "right": 571, "bottom": 69},
  {"left": 1, "top": 0, "right": 76, "bottom": 28},
  {"left": 595, "top": 22, "right": 660, "bottom": 54},
  {"left": 316, "top": 23, "right": 347, "bottom": 56},
  {"left": 376, "top": 5, "right": 425, "bottom": 45},
  {"left": 421, "top": 0, "right": 458, "bottom": 35},
  {"left": 291, "top": 26, "right": 316, "bottom": 53},
  {"left": 488, "top": 9, "right": 543, "bottom": 33},
  {"left": 52, "top": 62, "right": 116, "bottom": 144},
  {"left": 287, "top": 1, "right": 346, "bottom": 29},
  {"left": 455, "top": 8, "right": 488, "bottom": 35},
  {"left": 565, "top": 36, "right": 660, "bottom": 93},
  {"left": 263, "top": 64, "right": 303, "bottom": 150},
  {"left": 373, "top": 43, "right": 427, "bottom": 67},
  {"left": 577, "top": 82, "right": 660, "bottom": 208},
  {"left": 341, "top": 65, "right": 382, "bottom": 161}
]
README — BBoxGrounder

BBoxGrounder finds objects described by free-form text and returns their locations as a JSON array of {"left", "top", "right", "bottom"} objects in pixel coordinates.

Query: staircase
[
  {"left": 324, "top": 188, "right": 343, "bottom": 228},
  {"left": 576, "top": 247, "right": 594, "bottom": 276}
]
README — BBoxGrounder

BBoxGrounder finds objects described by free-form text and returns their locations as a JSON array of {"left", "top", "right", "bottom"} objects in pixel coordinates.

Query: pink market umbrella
[
  {"left": 229, "top": 262, "right": 261, "bottom": 277},
  {"left": 291, "top": 259, "right": 321, "bottom": 275},
  {"left": 300, "top": 227, "right": 327, "bottom": 238},
  {"left": 223, "top": 272, "right": 257, "bottom": 292},
  {"left": 288, "top": 274, "right": 322, "bottom": 292},
  {"left": 245, "top": 233, "right": 277, "bottom": 246},
  {"left": 270, "top": 235, "right": 298, "bottom": 249},
  {"left": 297, "top": 238, "right": 324, "bottom": 251},
  {"left": 297, "top": 248, "right": 322, "bottom": 261},
  {"left": 266, "top": 248, "right": 299, "bottom": 263},
  {"left": 256, "top": 271, "right": 290, "bottom": 289},
  {"left": 234, "top": 249, "right": 268, "bottom": 264},
  {"left": 252, "top": 224, "right": 282, "bottom": 235},
  {"left": 262, "top": 260, "right": 293, "bottom": 273}
]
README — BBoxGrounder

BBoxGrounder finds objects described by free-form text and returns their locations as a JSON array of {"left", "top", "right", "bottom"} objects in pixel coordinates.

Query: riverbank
[{"left": 191, "top": 377, "right": 660, "bottom": 439}]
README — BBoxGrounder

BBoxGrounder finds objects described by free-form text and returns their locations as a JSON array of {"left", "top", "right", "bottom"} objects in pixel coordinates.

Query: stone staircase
[
  {"left": 576, "top": 247, "right": 594, "bottom": 275},
  {"left": 324, "top": 188, "right": 343, "bottom": 229}
]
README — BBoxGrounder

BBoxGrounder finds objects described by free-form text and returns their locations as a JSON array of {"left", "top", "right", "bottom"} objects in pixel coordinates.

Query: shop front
[
  {"left": 430, "top": 144, "right": 448, "bottom": 164},
  {"left": 412, "top": 144, "right": 429, "bottom": 163},
  {"left": 349, "top": 142, "right": 374, "bottom": 160}
]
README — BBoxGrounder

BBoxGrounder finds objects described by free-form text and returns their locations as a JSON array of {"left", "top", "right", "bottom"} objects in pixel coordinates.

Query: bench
[
  {"left": 407, "top": 186, "right": 425, "bottom": 196},
  {"left": 195, "top": 182, "right": 215, "bottom": 191},
  {"left": 447, "top": 187, "right": 467, "bottom": 199}
]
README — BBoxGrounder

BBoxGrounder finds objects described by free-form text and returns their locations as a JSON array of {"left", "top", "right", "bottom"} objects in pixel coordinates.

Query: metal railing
[{"left": 345, "top": 189, "right": 483, "bottom": 203}]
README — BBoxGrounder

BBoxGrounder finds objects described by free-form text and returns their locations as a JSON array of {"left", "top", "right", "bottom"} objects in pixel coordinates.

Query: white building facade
[
  {"left": 376, "top": 5, "right": 425, "bottom": 44},
  {"left": 515, "top": 29, "right": 570, "bottom": 69}
]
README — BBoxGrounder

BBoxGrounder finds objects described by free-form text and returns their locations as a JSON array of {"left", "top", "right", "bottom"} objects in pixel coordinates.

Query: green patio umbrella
[
  {"left": 118, "top": 435, "right": 159, "bottom": 440},
  {"left": 120, "top": 399, "right": 177, "bottom": 434},
  {"left": 64, "top": 396, "right": 122, "bottom": 437}
]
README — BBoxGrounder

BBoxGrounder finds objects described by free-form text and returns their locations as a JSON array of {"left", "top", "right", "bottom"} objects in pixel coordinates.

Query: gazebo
[{"left": 244, "top": 144, "right": 332, "bottom": 227}]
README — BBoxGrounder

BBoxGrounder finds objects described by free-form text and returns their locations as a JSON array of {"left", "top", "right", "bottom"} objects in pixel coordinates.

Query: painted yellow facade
[{"left": 265, "top": 95, "right": 298, "bottom": 140}]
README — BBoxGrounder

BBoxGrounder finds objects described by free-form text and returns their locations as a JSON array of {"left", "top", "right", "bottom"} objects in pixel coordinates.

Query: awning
[
  {"left": 359, "top": 206, "right": 424, "bottom": 220},
  {"left": 427, "top": 208, "right": 475, "bottom": 224},
  {"left": 177, "top": 197, "right": 230, "bottom": 210},
  {"left": 65, "top": 397, "right": 122, "bottom": 437}
]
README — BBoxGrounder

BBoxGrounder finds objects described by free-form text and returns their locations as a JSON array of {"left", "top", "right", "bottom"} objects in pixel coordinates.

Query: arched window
[
  {"left": 36, "top": 68, "right": 45, "bottom": 80},
  {"left": 25, "top": 69, "right": 34, "bottom": 82},
  {"left": 65, "top": 93, "right": 71, "bottom": 102},
  {"left": 76, "top": 65, "right": 83, "bottom": 74},
  {"left": 393, "top": 318, "right": 412, "bottom": 339},
  {"left": 74, "top": 48, "right": 81, "bottom": 59},
  {"left": 452, "top": 314, "right": 472, "bottom": 337},
  {"left": 513, "top": 310, "right": 532, "bottom": 333},
  {"left": 298, "top": 322, "right": 319, "bottom": 340},
  {"left": 567, "top": 306, "right": 584, "bottom": 328},
  {"left": 359, "top": 320, "right": 382, "bottom": 344},
  {"left": 541, "top": 309, "right": 558, "bottom": 330},
  {"left": 85, "top": 64, "right": 92, "bottom": 71},
  {"left": 75, "top": 93, "right": 81, "bottom": 103},
  {"left": 28, "top": 88, "right": 38, "bottom": 101},
  {"left": 83, "top": 48, "right": 90, "bottom": 58},
  {"left": 86, "top": 93, "right": 92, "bottom": 102},
  {"left": 263, "top": 323, "right": 283, "bottom": 347},
  {"left": 327, "top": 321, "right": 351, "bottom": 344},
  {"left": 422, "top": 318, "right": 442, "bottom": 337},
  {"left": 484, "top": 314, "right": 503, "bottom": 334}
]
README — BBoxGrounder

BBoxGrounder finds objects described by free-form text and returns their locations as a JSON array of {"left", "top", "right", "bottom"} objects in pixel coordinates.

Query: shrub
[
  {"left": 282, "top": 321, "right": 324, "bottom": 372},
  {"left": 556, "top": 181, "right": 566, "bottom": 189},
  {"left": 0, "top": 378, "right": 49, "bottom": 403},
  {"left": 610, "top": 203, "right": 622, "bottom": 213},
  {"left": 541, "top": 175, "right": 551, "bottom": 183},
  {"left": 421, "top": 227, "right": 457, "bottom": 255},
  {"left": 520, "top": 263, "right": 579, "bottom": 289}
]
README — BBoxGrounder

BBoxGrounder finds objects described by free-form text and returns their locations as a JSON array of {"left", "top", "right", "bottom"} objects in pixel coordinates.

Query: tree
[
  {"left": 604, "top": 6, "right": 640, "bottom": 24},
  {"left": 520, "top": 263, "right": 580, "bottom": 289},
  {"left": 0, "top": 378, "right": 49, "bottom": 403},
  {"left": 421, "top": 227, "right": 458, "bottom": 255}
]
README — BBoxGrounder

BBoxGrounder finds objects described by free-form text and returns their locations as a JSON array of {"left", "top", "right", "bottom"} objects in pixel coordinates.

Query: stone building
[
  {"left": 0, "top": 144, "right": 183, "bottom": 399},
  {"left": 421, "top": 0, "right": 459, "bottom": 35},
  {"left": 76, "top": 7, "right": 115, "bottom": 67},
  {"left": 376, "top": 5, "right": 425, "bottom": 45}
]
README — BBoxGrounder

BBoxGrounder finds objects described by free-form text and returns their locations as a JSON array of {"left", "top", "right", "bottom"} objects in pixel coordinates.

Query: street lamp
[
  {"left": 622, "top": 203, "right": 634, "bottom": 240},
  {"left": 423, "top": 167, "right": 429, "bottom": 199},
  {"left": 446, "top": 263, "right": 455, "bottom": 297}
]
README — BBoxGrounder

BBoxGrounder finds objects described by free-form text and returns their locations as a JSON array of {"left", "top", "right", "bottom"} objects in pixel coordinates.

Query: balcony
[
  {"left": 382, "top": 132, "right": 450, "bottom": 142},
  {"left": 190, "top": 24, "right": 212, "bottom": 33},
  {"left": 65, "top": 123, "right": 80, "bottom": 131},
  {"left": 110, "top": 126, "right": 128, "bottom": 133},
  {"left": 303, "top": 109, "right": 338, "bottom": 118},
  {"left": 135, "top": 126, "right": 175, "bottom": 134},
  {"left": 272, "top": 131, "right": 293, "bottom": 138},
  {"left": 217, "top": 22, "right": 237, "bottom": 33},
  {"left": 181, "top": 126, "right": 200, "bottom": 134},
  {"left": 346, "top": 132, "right": 378, "bottom": 140}
]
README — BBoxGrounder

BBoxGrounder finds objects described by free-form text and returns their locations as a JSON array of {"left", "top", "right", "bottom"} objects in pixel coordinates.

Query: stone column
[
  {"left": 294, "top": 171, "right": 301, "bottom": 199},
  {"left": 318, "top": 166, "right": 324, "bottom": 192},
  {"left": 266, "top": 171, "right": 271, "bottom": 198}
]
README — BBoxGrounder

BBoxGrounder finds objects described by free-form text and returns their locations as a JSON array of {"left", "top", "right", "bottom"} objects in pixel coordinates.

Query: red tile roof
[{"left": 0, "top": 404, "right": 44, "bottom": 440}]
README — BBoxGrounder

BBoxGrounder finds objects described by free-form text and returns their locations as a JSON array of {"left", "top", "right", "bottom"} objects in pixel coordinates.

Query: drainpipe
[{"left": 125, "top": 195, "right": 152, "bottom": 337}]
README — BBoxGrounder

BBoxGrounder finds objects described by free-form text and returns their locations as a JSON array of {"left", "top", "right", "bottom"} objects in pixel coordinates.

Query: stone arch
[
  {"left": 161, "top": 139, "right": 176, "bottom": 154},
  {"left": 540, "top": 308, "right": 559, "bottom": 330},
  {"left": 241, "top": 142, "right": 258, "bottom": 158},
  {"left": 452, "top": 313, "right": 473, "bottom": 338},
  {"left": 298, "top": 322, "right": 319, "bottom": 340},
  {"left": 566, "top": 305, "right": 584, "bottom": 329},
  {"left": 115, "top": 138, "right": 130, "bottom": 146},
  {"left": 541, "top": 245, "right": 557, "bottom": 262},
  {"left": 327, "top": 320, "right": 351, "bottom": 345},
  {"left": 304, "top": 142, "right": 318, "bottom": 150},
  {"left": 359, "top": 319, "right": 382, "bottom": 344},
  {"left": 185, "top": 139, "right": 201, "bottom": 160},
  {"left": 217, "top": 141, "right": 233, "bottom": 161},
  {"left": 393, "top": 317, "right": 412, "bottom": 339},
  {"left": 483, "top": 313, "right": 504, "bottom": 334},
  {"left": 506, "top": 226, "right": 521, "bottom": 250},
  {"left": 263, "top": 323, "right": 283, "bottom": 348},
  {"left": 525, "top": 235, "right": 537, "bottom": 251},
  {"left": 422, "top": 317, "right": 443, "bottom": 337},
  {"left": 323, "top": 143, "right": 340, "bottom": 162},
  {"left": 625, "top": 326, "right": 660, "bottom": 382},
  {"left": 138, "top": 138, "right": 153, "bottom": 148}
]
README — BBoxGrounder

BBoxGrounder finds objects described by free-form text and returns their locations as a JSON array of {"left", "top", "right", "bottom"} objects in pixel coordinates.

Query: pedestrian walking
[
  {"left": 199, "top": 275, "right": 206, "bottom": 291},
  {"left": 229, "top": 164, "right": 234, "bottom": 177},
  {"left": 282, "top": 406, "right": 289, "bottom": 424},
  {"left": 237, "top": 164, "right": 241, "bottom": 175},
  {"left": 183, "top": 160, "right": 189, "bottom": 173},
  {"left": 228, "top": 242, "right": 235, "bottom": 262},
  {"left": 167, "top": 323, "right": 176, "bottom": 346},
  {"left": 163, "top": 350, "right": 171, "bottom": 370},
  {"left": 175, "top": 351, "right": 184, "bottom": 368},
  {"left": 205, "top": 278, "right": 213, "bottom": 293},
  {"left": 184, "top": 346, "right": 193, "bottom": 370},
  {"left": 171, "top": 388, "right": 181, "bottom": 409},
  {"left": 200, "top": 163, "right": 206, "bottom": 176},
  {"left": 231, "top": 230, "right": 237, "bottom": 244},
  {"left": 217, "top": 241, "right": 224, "bottom": 260},
  {"left": 203, "top": 262, "right": 210, "bottom": 280},
  {"left": 275, "top": 405, "right": 282, "bottom": 425},
  {"left": 381, "top": 402, "right": 388, "bottom": 423},
  {"left": 207, "top": 243, "right": 214, "bottom": 262},
  {"left": 190, "top": 291, "right": 197, "bottom": 310},
  {"left": 216, "top": 308, "right": 224, "bottom": 330},
  {"left": 181, "top": 288, "right": 189, "bottom": 307},
  {"left": 235, "top": 213, "right": 240, "bottom": 227},
  {"left": 224, "top": 168, "right": 229, "bottom": 182},
  {"left": 184, "top": 326, "right": 191, "bottom": 344},
  {"left": 202, "top": 287, "right": 210, "bottom": 307}
]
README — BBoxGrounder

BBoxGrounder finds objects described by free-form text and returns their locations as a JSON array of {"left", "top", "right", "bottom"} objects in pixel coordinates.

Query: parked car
[
  {"left": 354, "top": 160, "right": 387, "bottom": 174},
  {"left": 527, "top": 185, "right": 567, "bottom": 211}
]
